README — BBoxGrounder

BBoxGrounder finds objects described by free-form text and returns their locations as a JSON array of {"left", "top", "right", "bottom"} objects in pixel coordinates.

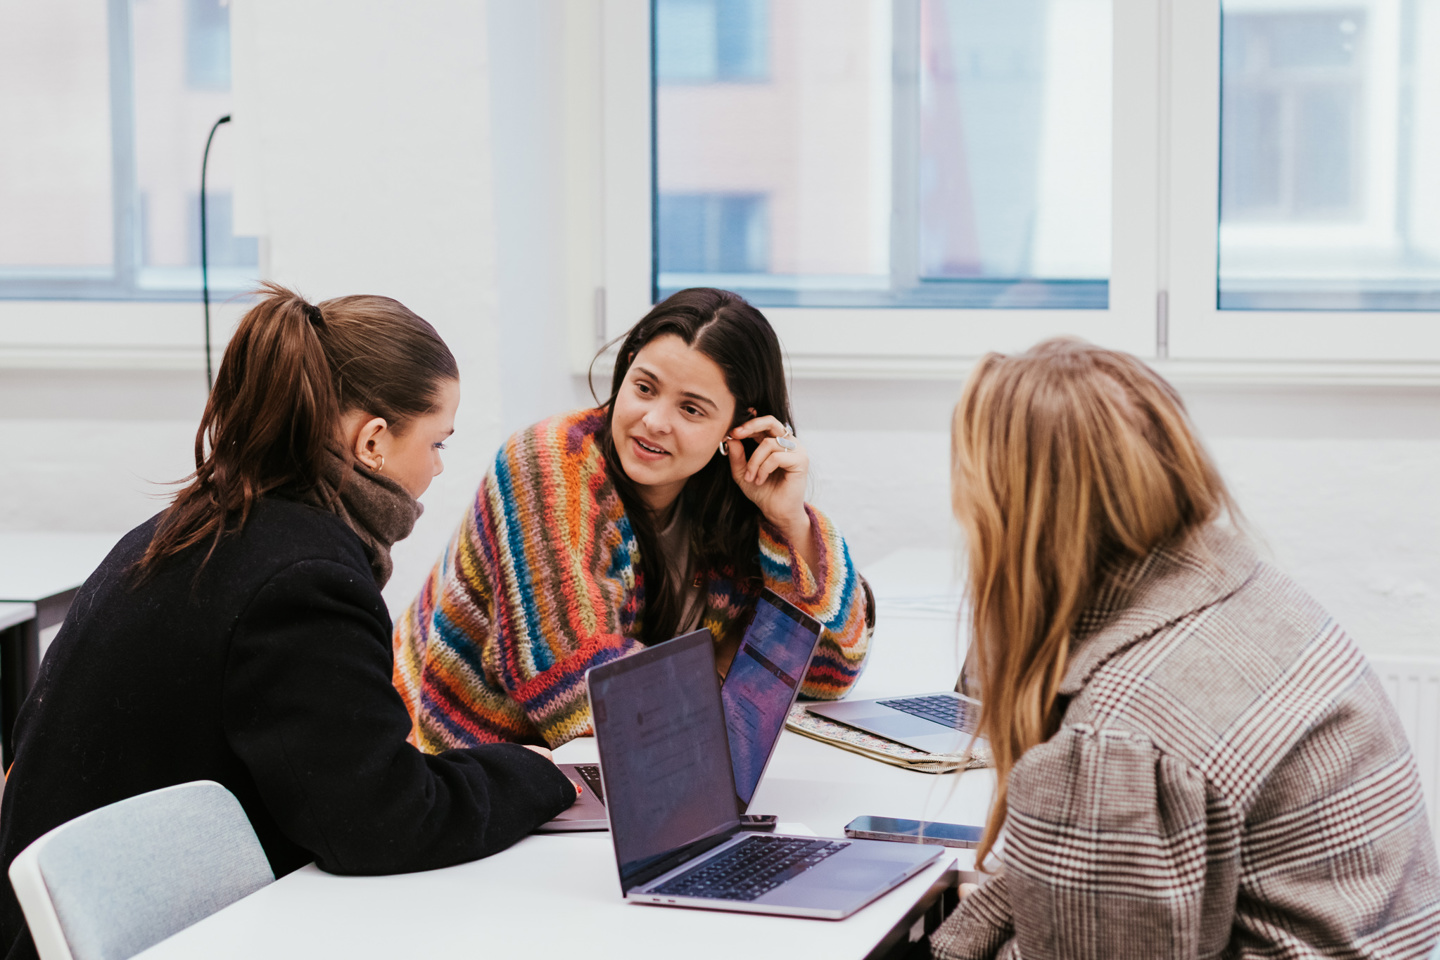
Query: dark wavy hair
[
  {"left": 594, "top": 288, "right": 793, "bottom": 645},
  {"left": 134, "top": 282, "right": 457, "bottom": 579}
]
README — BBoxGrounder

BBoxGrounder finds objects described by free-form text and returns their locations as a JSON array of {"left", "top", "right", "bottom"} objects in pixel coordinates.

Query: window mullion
[
  {"left": 889, "top": 0, "right": 921, "bottom": 297},
  {"left": 107, "top": 0, "right": 138, "bottom": 295}
]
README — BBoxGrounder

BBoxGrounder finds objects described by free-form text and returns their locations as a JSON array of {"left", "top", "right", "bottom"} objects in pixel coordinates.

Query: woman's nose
[{"left": 642, "top": 409, "right": 670, "bottom": 434}]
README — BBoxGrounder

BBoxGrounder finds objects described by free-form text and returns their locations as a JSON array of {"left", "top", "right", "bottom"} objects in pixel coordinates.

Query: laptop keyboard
[
  {"left": 876, "top": 694, "right": 977, "bottom": 731},
  {"left": 573, "top": 763, "right": 604, "bottom": 803},
  {"left": 651, "top": 835, "right": 848, "bottom": 902}
]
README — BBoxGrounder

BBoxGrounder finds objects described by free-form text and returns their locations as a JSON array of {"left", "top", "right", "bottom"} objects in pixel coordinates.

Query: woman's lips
[{"left": 630, "top": 435, "right": 670, "bottom": 461}]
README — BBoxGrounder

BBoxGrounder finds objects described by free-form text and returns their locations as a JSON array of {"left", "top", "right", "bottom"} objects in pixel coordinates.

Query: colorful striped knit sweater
[{"left": 393, "top": 407, "right": 874, "bottom": 750}]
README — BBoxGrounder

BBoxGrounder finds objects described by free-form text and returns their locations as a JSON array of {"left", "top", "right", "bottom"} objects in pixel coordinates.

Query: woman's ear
[{"left": 351, "top": 416, "right": 389, "bottom": 470}]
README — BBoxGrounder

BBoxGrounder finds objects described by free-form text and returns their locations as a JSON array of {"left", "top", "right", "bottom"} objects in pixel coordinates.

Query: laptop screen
[
  {"left": 722, "top": 591, "right": 823, "bottom": 805},
  {"left": 589, "top": 631, "right": 740, "bottom": 891}
]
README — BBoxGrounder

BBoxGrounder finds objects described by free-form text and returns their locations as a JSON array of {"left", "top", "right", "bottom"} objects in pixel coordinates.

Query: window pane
[
  {"left": 132, "top": 0, "right": 256, "bottom": 292},
  {"left": 654, "top": 0, "right": 1112, "bottom": 309},
  {"left": 1219, "top": 2, "right": 1440, "bottom": 310},
  {"left": 0, "top": 0, "right": 115, "bottom": 278}
]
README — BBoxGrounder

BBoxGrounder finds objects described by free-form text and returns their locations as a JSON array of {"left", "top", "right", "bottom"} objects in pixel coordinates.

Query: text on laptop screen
[
  {"left": 722, "top": 596, "right": 822, "bottom": 804},
  {"left": 591, "top": 634, "right": 738, "bottom": 884}
]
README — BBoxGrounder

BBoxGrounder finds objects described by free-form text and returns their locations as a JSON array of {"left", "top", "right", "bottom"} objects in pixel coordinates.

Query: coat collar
[{"left": 1059, "top": 524, "right": 1259, "bottom": 696}]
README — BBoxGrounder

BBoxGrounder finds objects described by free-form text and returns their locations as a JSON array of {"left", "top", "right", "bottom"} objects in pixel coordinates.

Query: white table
[
  {"left": 0, "top": 533, "right": 120, "bottom": 761},
  {"left": 136, "top": 549, "right": 984, "bottom": 960},
  {"left": 0, "top": 603, "right": 36, "bottom": 634}
]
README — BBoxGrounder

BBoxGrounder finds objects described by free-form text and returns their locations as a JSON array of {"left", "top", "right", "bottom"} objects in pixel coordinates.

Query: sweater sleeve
[
  {"left": 222, "top": 558, "right": 577, "bottom": 876},
  {"left": 393, "top": 416, "right": 644, "bottom": 750},
  {"left": 759, "top": 504, "right": 874, "bottom": 699}
]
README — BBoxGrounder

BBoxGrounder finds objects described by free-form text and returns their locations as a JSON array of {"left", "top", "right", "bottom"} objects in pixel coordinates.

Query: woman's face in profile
[
  {"left": 612, "top": 333, "right": 736, "bottom": 513},
  {"left": 376, "top": 378, "right": 461, "bottom": 500}
]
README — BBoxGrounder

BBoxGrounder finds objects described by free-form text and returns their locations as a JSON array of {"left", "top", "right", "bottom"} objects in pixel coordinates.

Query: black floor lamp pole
[{"left": 201, "top": 114, "right": 232, "bottom": 393}]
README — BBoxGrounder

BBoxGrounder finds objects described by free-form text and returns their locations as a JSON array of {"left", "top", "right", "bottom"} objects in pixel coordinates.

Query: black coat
[{"left": 0, "top": 497, "right": 576, "bottom": 960}]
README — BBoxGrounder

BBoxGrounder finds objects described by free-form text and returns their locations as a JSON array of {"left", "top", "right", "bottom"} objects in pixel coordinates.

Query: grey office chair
[{"left": 8, "top": 780, "right": 274, "bottom": 960}]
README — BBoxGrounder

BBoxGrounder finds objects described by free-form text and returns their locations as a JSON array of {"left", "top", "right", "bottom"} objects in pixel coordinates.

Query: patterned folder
[{"left": 784, "top": 704, "right": 991, "bottom": 774}]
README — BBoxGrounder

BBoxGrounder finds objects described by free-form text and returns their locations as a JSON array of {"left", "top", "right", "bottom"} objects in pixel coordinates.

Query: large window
[
  {"left": 0, "top": 0, "right": 257, "bottom": 301},
  {"left": 599, "top": 0, "right": 1440, "bottom": 365},
  {"left": 653, "top": 0, "right": 1113, "bottom": 309},
  {"left": 1218, "top": 0, "right": 1440, "bottom": 311}
]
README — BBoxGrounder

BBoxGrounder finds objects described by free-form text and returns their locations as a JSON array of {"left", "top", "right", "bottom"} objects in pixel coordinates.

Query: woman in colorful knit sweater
[{"left": 394, "top": 288, "right": 874, "bottom": 750}]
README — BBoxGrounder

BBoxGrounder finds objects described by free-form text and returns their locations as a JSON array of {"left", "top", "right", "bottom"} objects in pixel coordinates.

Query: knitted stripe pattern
[{"left": 393, "top": 407, "right": 873, "bottom": 750}]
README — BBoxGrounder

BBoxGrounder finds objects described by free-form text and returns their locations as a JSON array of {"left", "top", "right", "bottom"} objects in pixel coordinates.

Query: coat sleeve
[
  {"left": 760, "top": 504, "right": 874, "bottom": 699},
  {"left": 929, "top": 872, "right": 1018, "bottom": 960},
  {"left": 223, "top": 558, "right": 577, "bottom": 876},
  {"left": 393, "top": 422, "right": 644, "bottom": 750},
  {"left": 932, "top": 725, "right": 1217, "bottom": 960}
]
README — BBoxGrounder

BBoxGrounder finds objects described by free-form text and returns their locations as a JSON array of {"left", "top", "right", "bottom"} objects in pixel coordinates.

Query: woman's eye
[
  {"left": 434, "top": 442, "right": 447, "bottom": 450},
  {"left": 682, "top": 404, "right": 703, "bottom": 417},
  {"left": 635, "top": 381, "right": 653, "bottom": 395}
]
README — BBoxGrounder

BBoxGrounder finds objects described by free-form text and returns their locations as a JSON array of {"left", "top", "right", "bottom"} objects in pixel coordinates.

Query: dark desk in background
[{"left": 0, "top": 533, "right": 119, "bottom": 764}]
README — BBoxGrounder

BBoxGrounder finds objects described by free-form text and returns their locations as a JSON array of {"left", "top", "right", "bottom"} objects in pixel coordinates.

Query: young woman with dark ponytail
[
  {"left": 393, "top": 287, "right": 874, "bottom": 750},
  {"left": 0, "top": 284, "right": 576, "bottom": 960}
]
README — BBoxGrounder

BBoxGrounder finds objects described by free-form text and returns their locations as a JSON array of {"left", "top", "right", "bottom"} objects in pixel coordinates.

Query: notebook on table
[
  {"left": 588, "top": 631, "right": 940, "bottom": 919},
  {"left": 540, "top": 588, "right": 823, "bottom": 832}
]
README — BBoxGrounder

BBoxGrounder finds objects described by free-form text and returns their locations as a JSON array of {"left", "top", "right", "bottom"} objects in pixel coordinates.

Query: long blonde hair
[{"left": 952, "top": 338, "right": 1237, "bottom": 867}]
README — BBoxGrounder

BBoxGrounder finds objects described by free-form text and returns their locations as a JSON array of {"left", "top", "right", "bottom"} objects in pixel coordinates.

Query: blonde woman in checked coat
[{"left": 931, "top": 339, "right": 1439, "bottom": 960}]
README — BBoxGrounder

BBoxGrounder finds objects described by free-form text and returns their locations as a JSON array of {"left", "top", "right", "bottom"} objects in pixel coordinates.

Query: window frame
[
  {"left": 597, "top": 0, "right": 1161, "bottom": 369},
  {"left": 0, "top": 0, "right": 252, "bottom": 304},
  {"left": 593, "top": 0, "right": 1440, "bottom": 377},
  {"left": 1166, "top": 0, "right": 1440, "bottom": 361}
]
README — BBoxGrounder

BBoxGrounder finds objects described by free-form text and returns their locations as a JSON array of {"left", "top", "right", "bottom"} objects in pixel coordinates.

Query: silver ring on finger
[{"left": 776, "top": 434, "right": 797, "bottom": 451}]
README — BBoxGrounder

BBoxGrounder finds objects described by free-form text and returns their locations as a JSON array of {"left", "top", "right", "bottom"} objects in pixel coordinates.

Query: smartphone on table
[{"left": 843, "top": 815, "right": 983, "bottom": 849}]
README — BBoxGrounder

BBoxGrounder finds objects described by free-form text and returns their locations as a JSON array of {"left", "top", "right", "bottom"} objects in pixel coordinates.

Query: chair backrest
[{"left": 8, "top": 780, "right": 274, "bottom": 960}]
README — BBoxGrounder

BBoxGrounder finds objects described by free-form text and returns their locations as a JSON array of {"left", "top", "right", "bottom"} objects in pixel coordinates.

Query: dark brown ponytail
[{"left": 135, "top": 282, "right": 457, "bottom": 578}]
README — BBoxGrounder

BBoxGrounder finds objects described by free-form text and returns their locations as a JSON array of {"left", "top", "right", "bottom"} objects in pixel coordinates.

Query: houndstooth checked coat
[{"left": 931, "top": 525, "right": 1440, "bottom": 960}]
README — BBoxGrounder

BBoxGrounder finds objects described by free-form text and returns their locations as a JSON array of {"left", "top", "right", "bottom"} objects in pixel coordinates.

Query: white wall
[
  {"left": 229, "top": 0, "right": 505, "bottom": 610},
  {"left": 789, "top": 379, "right": 1440, "bottom": 661},
  {"left": 0, "top": 0, "right": 1437, "bottom": 665}
]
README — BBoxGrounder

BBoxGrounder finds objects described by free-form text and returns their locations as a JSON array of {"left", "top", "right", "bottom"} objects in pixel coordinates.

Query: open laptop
[
  {"left": 540, "top": 588, "right": 823, "bottom": 831},
  {"left": 589, "top": 631, "right": 940, "bottom": 919},
  {"left": 806, "top": 686, "right": 983, "bottom": 755},
  {"left": 805, "top": 647, "right": 984, "bottom": 754}
]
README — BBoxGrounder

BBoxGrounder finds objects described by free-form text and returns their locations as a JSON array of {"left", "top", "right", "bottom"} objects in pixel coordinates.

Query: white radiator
[{"left": 1370, "top": 657, "right": 1440, "bottom": 839}]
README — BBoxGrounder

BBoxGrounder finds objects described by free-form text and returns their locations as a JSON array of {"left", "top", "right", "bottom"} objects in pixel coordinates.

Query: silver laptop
[
  {"left": 589, "top": 631, "right": 940, "bottom": 919},
  {"left": 541, "top": 588, "right": 824, "bottom": 831},
  {"left": 806, "top": 687, "right": 984, "bottom": 755}
]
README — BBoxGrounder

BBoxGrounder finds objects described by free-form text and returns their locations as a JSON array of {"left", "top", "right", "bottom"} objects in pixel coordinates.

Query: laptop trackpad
[
  {"left": 858, "top": 714, "right": 947, "bottom": 740},
  {"left": 818, "top": 858, "right": 907, "bottom": 891}
]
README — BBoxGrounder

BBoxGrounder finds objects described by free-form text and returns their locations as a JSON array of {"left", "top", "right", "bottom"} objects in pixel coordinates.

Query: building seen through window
[
  {"left": 1219, "top": 0, "right": 1440, "bottom": 310},
  {"left": 656, "top": 0, "right": 769, "bottom": 83},
  {"left": 0, "top": 0, "right": 257, "bottom": 300},
  {"left": 658, "top": 194, "right": 769, "bottom": 274},
  {"left": 653, "top": 0, "right": 1112, "bottom": 308}
]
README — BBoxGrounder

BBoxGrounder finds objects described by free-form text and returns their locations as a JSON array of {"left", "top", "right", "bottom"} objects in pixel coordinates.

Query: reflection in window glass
[
  {"left": 1219, "top": 1, "right": 1440, "bottom": 310},
  {"left": 654, "top": 0, "right": 1112, "bottom": 308},
  {"left": 0, "top": 0, "right": 115, "bottom": 278}
]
